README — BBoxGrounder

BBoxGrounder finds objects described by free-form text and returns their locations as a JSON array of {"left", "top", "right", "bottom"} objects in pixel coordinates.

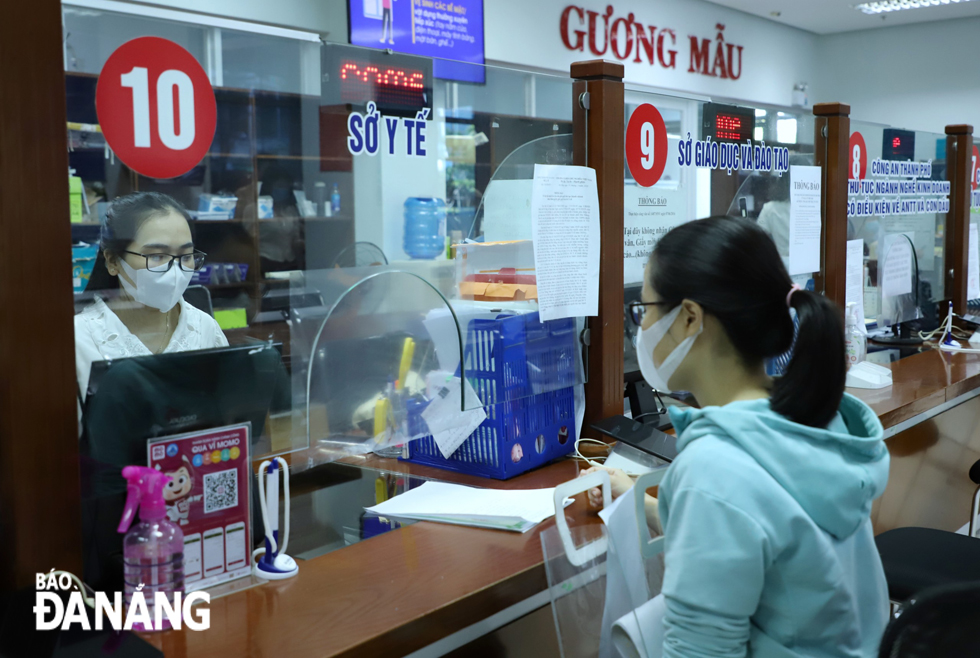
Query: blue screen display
[{"left": 349, "top": 0, "right": 485, "bottom": 84}]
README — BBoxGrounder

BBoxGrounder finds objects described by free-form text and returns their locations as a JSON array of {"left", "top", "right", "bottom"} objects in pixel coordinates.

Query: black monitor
[{"left": 79, "top": 343, "right": 289, "bottom": 591}]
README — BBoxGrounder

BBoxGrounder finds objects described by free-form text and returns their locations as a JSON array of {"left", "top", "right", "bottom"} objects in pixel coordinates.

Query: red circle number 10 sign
[
  {"left": 625, "top": 104, "right": 668, "bottom": 188},
  {"left": 96, "top": 37, "right": 216, "bottom": 179}
]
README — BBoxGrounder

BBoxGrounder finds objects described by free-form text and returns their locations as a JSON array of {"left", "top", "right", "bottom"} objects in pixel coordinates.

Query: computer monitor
[{"left": 79, "top": 343, "right": 289, "bottom": 590}]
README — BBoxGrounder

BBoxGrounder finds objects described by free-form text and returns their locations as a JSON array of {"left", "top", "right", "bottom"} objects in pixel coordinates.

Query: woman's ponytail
[{"left": 770, "top": 290, "right": 846, "bottom": 428}]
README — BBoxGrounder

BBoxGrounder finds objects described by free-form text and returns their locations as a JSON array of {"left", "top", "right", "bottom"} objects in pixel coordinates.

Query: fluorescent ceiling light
[{"left": 854, "top": 0, "right": 973, "bottom": 15}]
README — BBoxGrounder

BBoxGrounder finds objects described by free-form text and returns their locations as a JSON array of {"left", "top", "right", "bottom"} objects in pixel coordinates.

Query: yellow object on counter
[
  {"left": 213, "top": 308, "right": 248, "bottom": 330},
  {"left": 396, "top": 337, "right": 415, "bottom": 391}
]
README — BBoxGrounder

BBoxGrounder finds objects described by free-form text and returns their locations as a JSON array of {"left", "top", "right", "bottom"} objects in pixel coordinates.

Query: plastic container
[
  {"left": 118, "top": 466, "right": 184, "bottom": 632},
  {"left": 403, "top": 197, "right": 447, "bottom": 260},
  {"left": 331, "top": 183, "right": 341, "bottom": 215},
  {"left": 845, "top": 302, "right": 866, "bottom": 366},
  {"left": 402, "top": 312, "right": 577, "bottom": 479}
]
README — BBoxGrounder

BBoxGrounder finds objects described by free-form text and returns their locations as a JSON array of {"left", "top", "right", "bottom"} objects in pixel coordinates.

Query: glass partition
[
  {"left": 66, "top": 3, "right": 588, "bottom": 592},
  {"left": 848, "top": 120, "right": 949, "bottom": 336},
  {"left": 620, "top": 87, "right": 819, "bottom": 387}
]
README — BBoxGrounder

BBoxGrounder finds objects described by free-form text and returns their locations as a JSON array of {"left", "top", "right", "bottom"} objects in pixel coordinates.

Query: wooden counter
[
  {"left": 848, "top": 346, "right": 980, "bottom": 433},
  {"left": 145, "top": 346, "right": 980, "bottom": 658},
  {"left": 144, "top": 457, "right": 598, "bottom": 658}
]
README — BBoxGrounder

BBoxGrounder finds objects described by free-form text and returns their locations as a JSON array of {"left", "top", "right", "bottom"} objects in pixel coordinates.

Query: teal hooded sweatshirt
[{"left": 657, "top": 393, "right": 890, "bottom": 658}]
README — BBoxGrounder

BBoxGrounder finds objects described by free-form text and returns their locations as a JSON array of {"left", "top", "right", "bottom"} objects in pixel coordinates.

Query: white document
[
  {"left": 365, "top": 481, "right": 571, "bottom": 533},
  {"left": 623, "top": 185, "right": 689, "bottom": 286},
  {"left": 969, "top": 223, "right": 980, "bottom": 301},
  {"left": 881, "top": 234, "right": 913, "bottom": 299},
  {"left": 788, "top": 165, "right": 822, "bottom": 275},
  {"left": 845, "top": 239, "right": 868, "bottom": 334},
  {"left": 484, "top": 180, "right": 534, "bottom": 243},
  {"left": 421, "top": 377, "right": 487, "bottom": 459},
  {"left": 531, "top": 164, "right": 601, "bottom": 321}
]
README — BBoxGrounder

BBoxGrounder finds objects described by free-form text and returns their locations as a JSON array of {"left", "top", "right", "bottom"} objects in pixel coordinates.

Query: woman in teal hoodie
[{"left": 583, "top": 217, "right": 890, "bottom": 657}]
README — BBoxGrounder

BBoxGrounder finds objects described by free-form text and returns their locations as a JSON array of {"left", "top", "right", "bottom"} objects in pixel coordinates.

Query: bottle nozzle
[{"left": 118, "top": 466, "right": 171, "bottom": 533}]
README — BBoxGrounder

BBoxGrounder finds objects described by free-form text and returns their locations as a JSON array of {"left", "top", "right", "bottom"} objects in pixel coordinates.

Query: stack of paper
[{"left": 364, "top": 482, "right": 571, "bottom": 533}]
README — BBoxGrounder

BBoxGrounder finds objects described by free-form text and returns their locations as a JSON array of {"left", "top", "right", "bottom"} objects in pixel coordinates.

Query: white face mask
[
  {"left": 635, "top": 305, "right": 703, "bottom": 393},
  {"left": 119, "top": 259, "right": 193, "bottom": 313}
]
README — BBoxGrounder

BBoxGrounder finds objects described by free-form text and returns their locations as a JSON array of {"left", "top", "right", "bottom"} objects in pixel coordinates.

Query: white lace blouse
[{"left": 74, "top": 296, "right": 229, "bottom": 402}]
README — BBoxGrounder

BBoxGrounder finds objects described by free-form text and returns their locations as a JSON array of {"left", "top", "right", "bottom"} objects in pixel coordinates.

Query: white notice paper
[
  {"left": 845, "top": 239, "right": 867, "bottom": 334},
  {"left": 421, "top": 377, "right": 487, "bottom": 459},
  {"left": 531, "top": 164, "right": 600, "bottom": 321},
  {"left": 970, "top": 223, "right": 980, "bottom": 301},
  {"left": 484, "top": 180, "right": 534, "bottom": 243},
  {"left": 881, "top": 234, "right": 913, "bottom": 299},
  {"left": 788, "top": 165, "right": 822, "bottom": 275}
]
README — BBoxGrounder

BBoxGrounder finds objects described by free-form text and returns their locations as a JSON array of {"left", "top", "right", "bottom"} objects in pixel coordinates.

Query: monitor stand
[{"left": 870, "top": 322, "right": 923, "bottom": 347}]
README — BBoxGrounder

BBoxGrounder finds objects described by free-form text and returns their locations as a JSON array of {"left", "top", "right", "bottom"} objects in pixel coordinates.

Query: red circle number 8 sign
[
  {"left": 625, "top": 104, "right": 668, "bottom": 188},
  {"left": 96, "top": 37, "right": 217, "bottom": 180},
  {"left": 849, "top": 131, "right": 867, "bottom": 181}
]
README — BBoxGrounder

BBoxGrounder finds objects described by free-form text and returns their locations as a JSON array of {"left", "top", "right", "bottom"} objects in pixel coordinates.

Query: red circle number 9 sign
[
  {"left": 849, "top": 131, "right": 867, "bottom": 181},
  {"left": 96, "top": 37, "right": 216, "bottom": 180},
  {"left": 625, "top": 104, "right": 668, "bottom": 188}
]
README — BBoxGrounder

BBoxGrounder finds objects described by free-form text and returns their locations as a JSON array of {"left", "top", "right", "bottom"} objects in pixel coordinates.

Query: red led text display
[
  {"left": 339, "top": 61, "right": 426, "bottom": 108},
  {"left": 715, "top": 115, "right": 743, "bottom": 141}
]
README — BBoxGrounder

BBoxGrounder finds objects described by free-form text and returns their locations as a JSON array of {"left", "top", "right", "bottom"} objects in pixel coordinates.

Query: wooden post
[
  {"left": 813, "top": 102, "right": 851, "bottom": 314},
  {"left": 944, "top": 124, "right": 973, "bottom": 315},
  {"left": 571, "top": 60, "right": 624, "bottom": 429},
  {"left": 0, "top": 1, "right": 82, "bottom": 588}
]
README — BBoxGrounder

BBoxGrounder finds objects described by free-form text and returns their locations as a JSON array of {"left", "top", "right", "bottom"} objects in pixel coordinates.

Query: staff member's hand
[{"left": 579, "top": 465, "right": 634, "bottom": 508}]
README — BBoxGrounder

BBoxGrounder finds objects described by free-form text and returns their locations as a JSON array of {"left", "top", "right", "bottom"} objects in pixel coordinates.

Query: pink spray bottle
[{"left": 118, "top": 466, "right": 185, "bottom": 631}]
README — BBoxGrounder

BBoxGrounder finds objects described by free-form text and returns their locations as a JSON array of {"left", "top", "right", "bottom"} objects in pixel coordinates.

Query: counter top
[
  {"left": 847, "top": 345, "right": 980, "bottom": 430},
  {"left": 145, "top": 457, "right": 595, "bottom": 658},
  {"left": 146, "top": 346, "right": 980, "bottom": 657}
]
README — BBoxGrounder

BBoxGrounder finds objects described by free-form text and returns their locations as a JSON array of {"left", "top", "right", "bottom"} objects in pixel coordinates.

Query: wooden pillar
[
  {"left": 0, "top": 1, "right": 82, "bottom": 588},
  {"left": 813, "top": 102, "right": 851, "bottom": 313},
  {"left": 571, "top": 60, "right": 624, "bottom": 428},
  {"left": 944, "top": 124, "right": 973, "bottom": 315}
]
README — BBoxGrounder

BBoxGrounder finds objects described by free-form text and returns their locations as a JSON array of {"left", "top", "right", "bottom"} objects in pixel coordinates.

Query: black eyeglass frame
[
  {"left": 628, "top": 300, "right": 672, "bottom": 326},
  {"left": 122, "top": 250, "right": 208, "bottom": 273}
]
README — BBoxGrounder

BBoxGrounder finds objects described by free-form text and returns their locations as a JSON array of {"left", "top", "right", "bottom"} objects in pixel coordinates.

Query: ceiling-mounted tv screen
[{"left": 348, "top": 0, "right": 486, "bottom": 84}]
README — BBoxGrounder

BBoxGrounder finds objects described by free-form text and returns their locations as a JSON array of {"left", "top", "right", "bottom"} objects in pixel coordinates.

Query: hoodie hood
[{"left": 667, "top": 393, "right": 889, "bottom": 540}]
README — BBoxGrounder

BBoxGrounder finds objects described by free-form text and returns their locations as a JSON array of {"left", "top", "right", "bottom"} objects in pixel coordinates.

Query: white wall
[
  {"left": 483, "top": 0, "right": 820, "bottom": 108},
  {"left": 814, "top": 17, "right": 980, "bottom": 134},
  {"left": 137, "top": 0, "right": 347, "bottom": 37}
]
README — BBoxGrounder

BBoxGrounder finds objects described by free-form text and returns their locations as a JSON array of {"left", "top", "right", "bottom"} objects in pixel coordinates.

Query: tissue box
[
  {"left": 197, "top": 194, "right": 237, "bottom": 220},
  {"left": 257, "top": 196, "right": 274, "bottom": 219},
  {"left": 69, "top": 176, "right": 83, "bottom": 224},
  {"left": 71, "top": 242, "right": 98, "bottom": 293}
]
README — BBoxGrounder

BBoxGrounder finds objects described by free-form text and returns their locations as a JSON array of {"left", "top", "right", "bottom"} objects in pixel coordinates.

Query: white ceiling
[{"left": 704, "top": 0, "right": 980, "bottom": 34}]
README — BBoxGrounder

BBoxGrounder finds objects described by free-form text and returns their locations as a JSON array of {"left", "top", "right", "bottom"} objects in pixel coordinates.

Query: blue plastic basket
[{"left": 402, "top": 312, "right": 578, "bottom": 479}]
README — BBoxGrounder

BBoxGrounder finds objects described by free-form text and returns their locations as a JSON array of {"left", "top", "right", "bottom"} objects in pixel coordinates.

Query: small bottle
[
  {"left": 314, "top": 182, "right": 327, "bottom": 217},
  {"left": 844, "top": 303, "right": 866, "bottom": 366},
  {"left": 118, "top": 466, "right": 185, "bottom": 632},
  {"left": 331, "top": 184, "right": 341, "bottom": 215}
]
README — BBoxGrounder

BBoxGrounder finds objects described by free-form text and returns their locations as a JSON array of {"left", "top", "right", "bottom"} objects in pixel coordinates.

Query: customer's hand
[{"left": 579, "top": 465, "right": 634, "bottom": 508}]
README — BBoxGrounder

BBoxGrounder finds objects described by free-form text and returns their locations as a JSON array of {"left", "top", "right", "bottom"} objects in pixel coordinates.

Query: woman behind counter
[
  {"left": 75, "top": 192, "right": 228, "bottom": 401},
  {"left": 584, "top": 217, "right": 889, "bottom": 657}
]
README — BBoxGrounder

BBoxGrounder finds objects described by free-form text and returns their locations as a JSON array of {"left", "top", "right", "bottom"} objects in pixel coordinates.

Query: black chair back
[{"left": 879, "top": 580, "right": 980, "bottom": 657}]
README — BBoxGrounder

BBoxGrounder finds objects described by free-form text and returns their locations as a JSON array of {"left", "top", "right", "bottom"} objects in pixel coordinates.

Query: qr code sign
[{"left": 203, "top": 468, "right": 238, "bottom": 514}]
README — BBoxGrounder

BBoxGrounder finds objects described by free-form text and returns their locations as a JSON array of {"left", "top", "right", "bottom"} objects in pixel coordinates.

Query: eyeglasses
[
  {"left": 628, "top": 301, "right": 671, "bottom": 326},
  {"left": 123, "top": 250, "right": 207, "bottom": 273}
]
